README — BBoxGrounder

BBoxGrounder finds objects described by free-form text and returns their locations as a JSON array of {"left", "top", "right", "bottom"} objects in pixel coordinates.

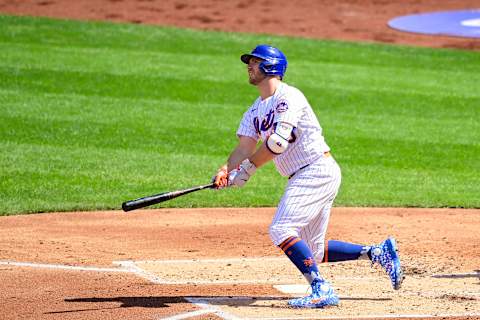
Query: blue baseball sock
[
  {"left": 322, "top": 240, "right": 371, "bottom": 262},
  {"left": 279, "top": 236, "right": 322, "bottom": 284}
]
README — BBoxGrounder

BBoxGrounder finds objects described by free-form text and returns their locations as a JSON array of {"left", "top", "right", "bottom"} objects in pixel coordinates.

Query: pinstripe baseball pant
[{"left": 269, "top": 155, "right": 341, "bottom": 262}]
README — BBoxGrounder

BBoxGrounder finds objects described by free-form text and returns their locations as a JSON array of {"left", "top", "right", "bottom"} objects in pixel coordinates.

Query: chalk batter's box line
[
  {"left": 2, "top": 259, "right": 478, "bottom": 284},
  {"left": 0, "top": 259, "right": 374, "bottom": 285},
  {"left": 3, "top": 259, "right": 478, "bottom": 299},
  {"left": 162, "top": 297, "right": 480, "bottom": 320},
  {"left": 242, "top": 314, "right": 480, "bottom": 320},
  {"left": 2, "top": 260, "right": 479, "bottom": 320},
  {"left": 129, "top": 256, "right": 289, "bottom": 264},
  {"left": 0, "top": 260, "right": 131, "bottom": 273}
]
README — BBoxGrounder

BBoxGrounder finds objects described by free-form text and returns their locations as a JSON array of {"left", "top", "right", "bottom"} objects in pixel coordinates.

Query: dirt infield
[
  {"left": 1, "top": 0, "right": 480, "bottom": 50},
  {"left": 1, "top": 208, "right": 479, "bottom": 319}
]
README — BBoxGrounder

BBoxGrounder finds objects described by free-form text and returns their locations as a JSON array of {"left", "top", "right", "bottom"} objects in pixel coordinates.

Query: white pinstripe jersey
[{"left": 237, "top": 82, "right": 330, "bottom": 177}]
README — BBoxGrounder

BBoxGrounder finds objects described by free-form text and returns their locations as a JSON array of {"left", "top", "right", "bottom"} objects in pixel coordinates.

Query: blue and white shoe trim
[
  {"left": 371, "top": 237, "right": 404, "bottom": 290},
  {"left": 288, "top": 279, "right": 339, "bottom": 308}
]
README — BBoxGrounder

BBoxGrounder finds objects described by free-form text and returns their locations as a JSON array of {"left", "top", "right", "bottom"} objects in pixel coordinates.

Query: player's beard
[{"left": 248, "top": 69, "right": 267, "bottom": 85}]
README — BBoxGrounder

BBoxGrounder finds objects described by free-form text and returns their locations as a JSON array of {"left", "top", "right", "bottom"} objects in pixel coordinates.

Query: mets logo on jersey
[
  {"left": 276, "top": 100, "right": 288, "bottom": 113},
  {"left": 253, "top": 109, "right": 275, "bottom": 135}
]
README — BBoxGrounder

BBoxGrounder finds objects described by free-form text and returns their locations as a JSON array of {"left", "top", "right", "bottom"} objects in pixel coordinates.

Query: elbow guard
[
  {"left": 267, "top": 133, "right": 289, "bottom": 154},
  {"left": 266, "top": 122, "right": 294, "bottom": 155}
]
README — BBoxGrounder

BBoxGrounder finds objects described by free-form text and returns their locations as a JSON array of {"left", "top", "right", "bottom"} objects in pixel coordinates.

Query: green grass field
[{"left": 0, "top": 15, "right": 479, "bottom": 214}]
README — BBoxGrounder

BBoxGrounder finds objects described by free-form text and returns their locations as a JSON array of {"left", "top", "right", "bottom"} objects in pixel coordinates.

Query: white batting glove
[{"left": 228, "top": 159, "right": 257, "bottom": 187}]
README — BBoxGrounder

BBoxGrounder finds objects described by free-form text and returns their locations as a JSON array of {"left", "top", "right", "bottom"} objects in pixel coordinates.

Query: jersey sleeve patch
[{"left": 275, "top": 100, "right": 289, "bottom": 113}]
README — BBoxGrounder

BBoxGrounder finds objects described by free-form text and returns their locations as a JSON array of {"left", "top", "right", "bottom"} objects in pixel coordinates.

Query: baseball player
[{"left": 213, "top": 45, "right": 403, "bottom": 308}]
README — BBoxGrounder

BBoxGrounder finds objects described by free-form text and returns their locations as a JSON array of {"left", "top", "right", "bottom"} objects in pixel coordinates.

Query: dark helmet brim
[
  {"left": 240, "top": 54, "right": 253, "bottom": 64},
  {"left": 241, "top": 53, "right": 265, "bottom": 64}
]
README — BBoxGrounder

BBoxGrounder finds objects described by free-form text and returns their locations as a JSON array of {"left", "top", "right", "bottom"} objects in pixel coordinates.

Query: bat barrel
[
  {"left": 122, "top": 192, "right": 171, "bottom": 211},
  {"left": 122, "top": 198, "right": 153, "bottom": 212},
  {"left": 122, "top": 183, "right": 215, "bottom": 212}
]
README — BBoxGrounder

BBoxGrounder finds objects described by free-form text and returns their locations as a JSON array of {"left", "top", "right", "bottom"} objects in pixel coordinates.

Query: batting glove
[{"left": 228, "top": 159, "right": 257, "bottom": 187}]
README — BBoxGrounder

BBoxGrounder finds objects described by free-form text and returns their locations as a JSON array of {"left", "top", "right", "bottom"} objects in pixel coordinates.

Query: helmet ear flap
[
  {"left": 259, "top": 60, "right": 285, "bottom": 79},
  {"left": 258, "top": 60, "right": 269, "bottom": 74}
]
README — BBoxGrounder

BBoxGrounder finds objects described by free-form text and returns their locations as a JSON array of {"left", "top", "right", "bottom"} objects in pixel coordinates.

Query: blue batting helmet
[{"left": 241, "top": 45, "right": 288, "bottom": 78}]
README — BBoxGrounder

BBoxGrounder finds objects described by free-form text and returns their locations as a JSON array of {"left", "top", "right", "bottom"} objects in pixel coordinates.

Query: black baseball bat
[{"left": 122, "top": 183, "right": 215, "bottom": 212}]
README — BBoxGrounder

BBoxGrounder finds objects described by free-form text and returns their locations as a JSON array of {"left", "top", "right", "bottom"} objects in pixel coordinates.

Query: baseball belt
[{"left": 288, "top": 151, "right": 331, "bottom": 179}]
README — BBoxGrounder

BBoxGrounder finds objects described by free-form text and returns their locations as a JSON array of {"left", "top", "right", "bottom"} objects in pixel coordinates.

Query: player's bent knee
[{"left": 269, "top": 224, "right": 298, "bottom": 246}]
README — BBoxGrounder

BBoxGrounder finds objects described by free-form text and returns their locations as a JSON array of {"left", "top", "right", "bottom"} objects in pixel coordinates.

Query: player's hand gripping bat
[{"left": 122, "top": 183, "right": 215, "bottom": 212}]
